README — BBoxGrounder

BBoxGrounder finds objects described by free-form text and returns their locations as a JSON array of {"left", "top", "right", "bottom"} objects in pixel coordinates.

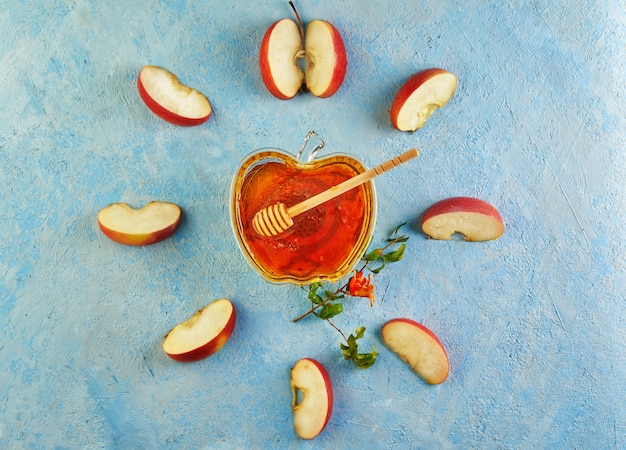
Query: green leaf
[
  {"left": 319, "top": 302, "right": 343, "bottom": 320},
  {"left": 370, "top": 261, "right": 386, "bottom": 274},
  {"left": 363, "top": 248, "right": 382, "bottom": 262},
  {"left": 354, "top": 326, "right": 366, "bottom": 339},
  {"left": 341, "top": 338, "right": 357, "bottom": 360},
  {"left": 340, "top": 327, "right": 378, "bottom": 369},
  {"left": 306, "top": 283, "right": 326, "bottom": 304},
  {"left": 307, "top": 282, "right": 321, "bottom": 297},
  {"left": 384, "top": 243, "right": 406, "bottom": 263},
  {"left": 325, "top": 290, "right": 344, "bottom": 301},
  {"left": 354, "top": 345, "right": 377, "bottom": 369}
]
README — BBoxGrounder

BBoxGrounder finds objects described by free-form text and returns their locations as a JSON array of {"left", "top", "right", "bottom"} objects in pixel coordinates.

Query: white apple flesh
[
  {"left": 382, "top": 318, "right": 449, "bottom": 385},
  {"left": 291, "top": 358, "right": 333, "bottom": 439},
  {"left": 390, "top": 68, "right": 457, "bottom": 131},
  {"left": 97, "top": 201, "right": 181, "bottom": 246},
  {"left": 422, "top": 196, "right": 504, "bottom": 241},
  {"left": 162, "top": 299, "right": 236, "bottom": 363},
  {"left": 137, "top": 65, "right": 212, "bottom": 126},
  {"left": 259, "top": 17, "right": 346, "bottom": 99}
]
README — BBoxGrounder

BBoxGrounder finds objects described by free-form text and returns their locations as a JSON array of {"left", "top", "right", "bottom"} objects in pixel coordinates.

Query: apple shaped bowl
[{"left": 230, "top": 133, "right": 376, "bottom": 285}]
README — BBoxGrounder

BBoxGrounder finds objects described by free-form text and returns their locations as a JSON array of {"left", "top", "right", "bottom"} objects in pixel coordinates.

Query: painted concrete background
[{"left": 1, "top": 0, "right": 624, "bottom": 448}]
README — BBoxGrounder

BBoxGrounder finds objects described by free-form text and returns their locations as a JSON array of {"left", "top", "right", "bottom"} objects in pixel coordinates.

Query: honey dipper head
[{"left": 252, "top": 202, "right": 294, "bottom": 237}]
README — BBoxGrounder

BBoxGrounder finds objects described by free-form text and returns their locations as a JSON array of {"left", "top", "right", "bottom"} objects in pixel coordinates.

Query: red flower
[{"left": 349, "top": 270, "right": 376, "bottom": 306}]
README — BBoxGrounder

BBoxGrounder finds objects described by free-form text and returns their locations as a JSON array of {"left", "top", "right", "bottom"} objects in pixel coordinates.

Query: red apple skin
[
  {"left": 137, "top": 68, "right": 211, "bottom": 126},
  {"left": 99, "top": 221, "right": 179, "bottom": 246},
  {"left": 163, "top": 301, "right": 237, "bottom": 363},
  {"left": 422, "top": 196, "right": 503, "bottom": 222},
  {"left": 97, "top": 202, "right": 182, "bottom": 246},
  {"left": 382, "top": 318, "right": 450, "bottom": 385},
  {"left": 421, "top": 196, "right": 504, "bottom": 241},
  {"left": 307, "top": 20, "right": 347, "bottom": 98},
  {"left": 304, "top": 358, "right": 333, "bottom": 430},
  {"left": 390, "top": 68, "right": 454, "bottom": 130},
  {"left": 383, "top": 318, "right": 447, "bottom": 353},
  {"left": 259, "top": 20, "right": 298, "bottom": 100}
]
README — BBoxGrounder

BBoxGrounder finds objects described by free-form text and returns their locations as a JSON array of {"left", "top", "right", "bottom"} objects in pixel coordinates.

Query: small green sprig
[
  {"left": 341, "top": 326, "right": 377, "bottom": 369},
  {"left": 292, "top": 223, "right": 409, "bottom": 369},
  {"left": 362, "top": 222, "right": 409, "bottom": 273}
]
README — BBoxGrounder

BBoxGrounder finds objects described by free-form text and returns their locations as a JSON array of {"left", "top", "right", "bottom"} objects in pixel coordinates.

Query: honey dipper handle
[{"left": 287, "top": 148, "right": 419, "bottom": 218}]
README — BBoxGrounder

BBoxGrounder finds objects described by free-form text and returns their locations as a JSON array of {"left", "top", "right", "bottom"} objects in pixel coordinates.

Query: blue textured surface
[{"left": 1, "top": 1, "right": 625, "bottom": 448}]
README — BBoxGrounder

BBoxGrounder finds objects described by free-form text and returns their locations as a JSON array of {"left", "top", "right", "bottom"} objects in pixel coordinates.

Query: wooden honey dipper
[{"left": 252, "top": 148, "right": 419, "bottom": 237}]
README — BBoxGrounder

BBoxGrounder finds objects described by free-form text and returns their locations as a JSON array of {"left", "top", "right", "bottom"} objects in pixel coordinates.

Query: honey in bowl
[{"left": 231, "top": 145, "right": 376, "bottom": 285}]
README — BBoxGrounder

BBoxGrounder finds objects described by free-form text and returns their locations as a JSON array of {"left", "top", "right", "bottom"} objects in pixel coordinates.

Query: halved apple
[
  {"left": 137, "top": 65, "right": 212, "bottom": 126},
  {"left": 97, "top": 201, "right": 181, "bottom": 246},
  {"left": 390, "top": 68, "right": 457, "bottom": 131},
  {"left": 382, "top": 318, "right": 449, "bottom": 385},
  {"left": 421, "top": 196, "right": 504, "bottom": 241},
  {"left": 291, "top": 358, "right": 333, "bottom": 439},
  {"left": 162, "top": 299, "right": 236, "bottom": 362},
  {"left": 259, "top": 9, "right": 346, "bottom": 99}
]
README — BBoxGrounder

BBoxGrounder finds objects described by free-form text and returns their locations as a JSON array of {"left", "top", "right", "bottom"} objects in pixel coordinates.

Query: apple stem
[{"left": 289, "top": 1, "right": 305, "bottom": 43}]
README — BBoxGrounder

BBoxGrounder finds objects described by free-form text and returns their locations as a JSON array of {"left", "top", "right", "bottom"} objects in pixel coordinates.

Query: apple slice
[
  {"left": 291, "top": 358, "right": 333, "bottom": 439},
  {"left": 137, "top": 65, "right": 212, "bottom": 126},
  {"left": 390, "top": 68, "right": 457, "bottom": 131},
  {"left": 98, "top": 201, "right": 181, "bottom": 246},
  {"left": 259, "top": 18, "right": 305, "bottom": 100},
  {"left": 304, "top": 20, "right": 347, "bottom": 98},
  {"left": 162, "top": 299, "right": 236, "bottom": 362},
  {"left": 422, "top": 196, "right": 504, "bottom": 241},
  {"left": 259, "top": 6, "right": 346, "bottom": 99},
  {"left": 382, "top": 318, "right": 449, "bottom": 385}
]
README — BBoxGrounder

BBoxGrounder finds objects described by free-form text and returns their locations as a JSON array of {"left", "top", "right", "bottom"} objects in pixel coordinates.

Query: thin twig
[{"left": 326, "top": 319, "right": 348, "bottom": 342}]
